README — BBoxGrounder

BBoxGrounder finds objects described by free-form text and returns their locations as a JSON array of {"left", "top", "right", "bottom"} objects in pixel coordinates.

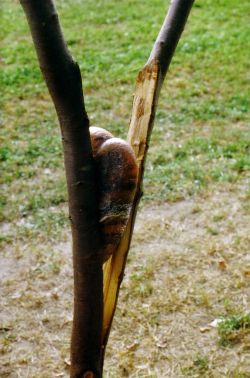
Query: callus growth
[{"left": 90, "top": 127, "right": 138, "bottom": 262}]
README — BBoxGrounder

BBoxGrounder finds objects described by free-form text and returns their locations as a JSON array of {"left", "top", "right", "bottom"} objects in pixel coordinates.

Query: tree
[{"left": 19, "top": 0, "right": 194, "bottom": 377}]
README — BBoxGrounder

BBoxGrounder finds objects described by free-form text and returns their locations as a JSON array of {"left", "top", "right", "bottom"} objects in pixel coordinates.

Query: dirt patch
[{"left": 1, "top": 180, "right": 250, "bottom": 377}]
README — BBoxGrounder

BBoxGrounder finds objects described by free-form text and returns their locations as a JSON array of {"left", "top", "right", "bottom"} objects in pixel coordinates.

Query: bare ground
[{"left": 1, "top": 178, "right": 250, "bottom": 377}]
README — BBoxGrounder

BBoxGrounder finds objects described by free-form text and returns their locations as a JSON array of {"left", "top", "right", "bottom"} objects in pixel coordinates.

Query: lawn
[{"left": 0, "top": 0, "right": 250, "bottom": 377}]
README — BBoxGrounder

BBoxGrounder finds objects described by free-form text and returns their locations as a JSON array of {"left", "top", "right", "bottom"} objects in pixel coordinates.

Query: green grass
[
  {"left": 1, "top": 0, "right": 249, "bottom": 329},
  {"left": 145, "top": 129, "right": 249, "bottom": 201},
  {"left": 1, "top": 0, "right": 249, "bottom": 234},
  {"left": 218, "top": 313, "right": 250, "bottom": 346},
  {"left": 181, "top": 353, "right": 209, "bottom": 375}
]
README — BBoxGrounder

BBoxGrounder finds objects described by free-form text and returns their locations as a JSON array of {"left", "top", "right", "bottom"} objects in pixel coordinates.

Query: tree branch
[
  {"left": 19, "top": 1, "right": 103, "bottom": 377},
  {"left": 102, "top": 0, "right": 195, "bottom": 358},
  {"left": 147, "top": 0, "right": 195, "bottom": 79}
]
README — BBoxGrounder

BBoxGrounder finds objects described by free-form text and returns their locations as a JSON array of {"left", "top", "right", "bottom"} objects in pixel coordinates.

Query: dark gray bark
[{"left": 148, "top": 0, "right": 195, "bottom": 79}]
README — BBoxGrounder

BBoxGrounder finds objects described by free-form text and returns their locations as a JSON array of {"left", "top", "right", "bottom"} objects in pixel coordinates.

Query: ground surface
[
  {"left": 1, "top": 0, "right": 250, "bottom": 377},
  {"left": 1, "top": 179, "right": 250, "bottom": 377}
]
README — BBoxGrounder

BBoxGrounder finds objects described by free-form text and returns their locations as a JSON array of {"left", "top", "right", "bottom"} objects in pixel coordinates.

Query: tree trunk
[{"left": 19, "top": 1, "right": 103, "bottom": 376}]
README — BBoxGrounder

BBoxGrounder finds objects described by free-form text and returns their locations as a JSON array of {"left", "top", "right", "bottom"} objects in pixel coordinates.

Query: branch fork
[{"left": 19, "top": 0, "right": 194, "bottom": 376}]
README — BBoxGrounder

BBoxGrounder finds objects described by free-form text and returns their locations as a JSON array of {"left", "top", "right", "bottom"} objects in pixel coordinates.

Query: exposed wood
[
  {"left": 19, "top": 1, "right": 103, "bottom": 377},
  {"left": 102, "top": 60, "right": 160, "bottom": 347},
  {"left": 102, "top": 0, "right": 195, "bottom": 358}
]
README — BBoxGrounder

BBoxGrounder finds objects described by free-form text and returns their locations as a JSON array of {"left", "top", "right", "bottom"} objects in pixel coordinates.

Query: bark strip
[
  {"left": 19, "top": 1, "right": 103, "bottom": 377},
  {"left": 102, "top": 0, "right": 195, "bottom": 357}
]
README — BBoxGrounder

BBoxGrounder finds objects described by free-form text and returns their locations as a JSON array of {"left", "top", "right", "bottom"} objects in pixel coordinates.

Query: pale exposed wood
[
  {"left": 128, "top": 60, "right": 160, "bottom": 162},
  {"left": 102, "top": 59, "right": 161, "bottom": 347}
]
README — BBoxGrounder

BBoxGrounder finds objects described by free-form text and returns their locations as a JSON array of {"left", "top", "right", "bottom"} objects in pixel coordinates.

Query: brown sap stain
[
  {"left": 137, "top": 59, "right": 159, "bottom": 83},
  {"left": 136, "top": 97, "right": 145, "bottom": 119}
]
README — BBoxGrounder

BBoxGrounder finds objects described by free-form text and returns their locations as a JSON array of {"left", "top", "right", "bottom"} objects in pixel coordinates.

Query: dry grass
[{"left": 1, "top": 178, "right": 250, "bottom": 377}]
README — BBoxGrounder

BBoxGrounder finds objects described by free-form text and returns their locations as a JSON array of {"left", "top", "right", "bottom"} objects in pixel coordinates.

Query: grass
[
  {"left": 218, "top": 313, "right": 250, "bottom": 346},
  {"left": 1, "top": 0, "right": 250, "bottom": 376}
]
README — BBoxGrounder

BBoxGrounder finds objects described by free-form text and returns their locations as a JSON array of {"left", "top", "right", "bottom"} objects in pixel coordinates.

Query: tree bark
[
  {"left": 19, "top": 1, "right": 103, "bottom": 377},
  {"left": 147, "top": 0, "right": 195, "bottom": 78}
]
